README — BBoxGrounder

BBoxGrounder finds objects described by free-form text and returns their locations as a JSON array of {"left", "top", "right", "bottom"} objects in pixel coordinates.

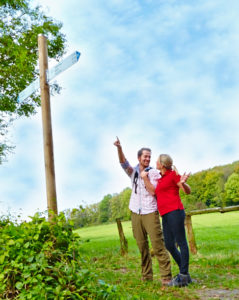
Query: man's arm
[
  {"left": 114, "top": 137, "right": 133, "bottom": 176},
  {"left": 114, "top": 136, "right": 126, "bottom": 163}
]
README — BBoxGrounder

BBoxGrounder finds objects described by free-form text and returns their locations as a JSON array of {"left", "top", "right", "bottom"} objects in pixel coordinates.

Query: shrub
[{"left": 0, "top": 212, "right": 120, "bottom": 299}]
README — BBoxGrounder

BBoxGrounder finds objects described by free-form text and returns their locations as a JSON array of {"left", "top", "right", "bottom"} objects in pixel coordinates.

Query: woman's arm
[
  {"left": 178, "top": 182, "right": 191, "bottom": 194},
  {"left": 141, "top": 170, "right": 156, "bottom": 196},
  {"left": 177, "top": 172, "right": 191, "bottom": 194}
]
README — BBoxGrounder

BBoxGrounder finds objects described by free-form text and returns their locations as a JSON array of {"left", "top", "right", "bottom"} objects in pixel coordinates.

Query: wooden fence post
[
  {"left": 116, "top": 218, "right": 128, "bottom": 255},
  {"left": 183, "top": 206, "right": 239, "bottom": 254},
  {"left": 185, "top": 214, "right": 197, "bottom": 254}
]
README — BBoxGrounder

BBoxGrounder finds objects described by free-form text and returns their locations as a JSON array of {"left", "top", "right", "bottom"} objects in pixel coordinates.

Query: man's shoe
[
  {"left": 168, "top": 273, "right": 190, "bottom": 287},
  {"left": 141, "top": 277, "right": 153, "bottom": 282},
  {"left": 161, "top": 278, "right": 172, "bottom": 286}
]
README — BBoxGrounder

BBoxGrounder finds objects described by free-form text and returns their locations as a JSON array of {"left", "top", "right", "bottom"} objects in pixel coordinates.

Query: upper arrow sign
[
  {"left": 47, "top": 51, "right": 80, "bottom": 82},
  {"left": 17, "top": 51, "right": 81, "bottom": 103}
]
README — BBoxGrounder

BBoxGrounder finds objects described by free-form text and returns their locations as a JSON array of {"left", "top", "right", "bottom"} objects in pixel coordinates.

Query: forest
[{"left": 65, "top": 160, "right": 239, "bottom": 228}]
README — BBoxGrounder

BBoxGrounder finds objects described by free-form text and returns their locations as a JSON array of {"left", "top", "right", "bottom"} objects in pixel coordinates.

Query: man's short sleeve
[
  {"left": 148, "top": 169, "right": 160, "bottom": 187},
  {"left": 120, "top": 160, "right": 134, "bottom": 177}
]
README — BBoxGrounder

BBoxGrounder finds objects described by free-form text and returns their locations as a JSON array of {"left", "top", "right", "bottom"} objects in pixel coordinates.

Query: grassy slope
[{"left": 76, "top": 212, "right": 239, "bottom": 299}]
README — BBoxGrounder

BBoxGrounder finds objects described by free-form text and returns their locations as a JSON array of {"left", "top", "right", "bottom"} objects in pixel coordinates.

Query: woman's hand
[
  {"left": 141, "top": 170, "right": 155, "bottom": 195},
  {"left": 141, "top": 170, "right": 149, "bottom": 179},
  {"left": 178, "top": 173, "right": 191, "bottom": 194},
  {"left": 180, "top": 172, "right": 191, "bottom": 184}
]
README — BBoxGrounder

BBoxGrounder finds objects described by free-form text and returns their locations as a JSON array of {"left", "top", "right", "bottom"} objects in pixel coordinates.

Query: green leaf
[
  {"left": 27, "top": 256, "right": 34, "bottom": 263},
  {"left": 45, "top": 276, "right": 53, "bottom": 282},
  {"left": 7, "top": 239, "right": 15, "bottom": 245},
  {"left": 24, "top": 242, "right": 30, "bottom": 248},
  {"left": 16, "top": 281, "right": 23, "bottom": 290},
  {"left": 0, "top": 255, "right": 5, "bottom": 264},
  {"left": 33, "top": 234, "right": 39, "bottom": 240},
  {"left": 0, "top": 273, "right": 5, "bottom": 281}
]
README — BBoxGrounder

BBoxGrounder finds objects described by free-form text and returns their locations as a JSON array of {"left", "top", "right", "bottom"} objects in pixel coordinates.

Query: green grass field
[{"left": 76, "top": 211, "right": 239, "bottom": 299}]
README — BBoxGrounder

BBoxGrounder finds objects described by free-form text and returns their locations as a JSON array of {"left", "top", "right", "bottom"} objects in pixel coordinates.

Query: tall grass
[{"left": 76, "top": 211, "right": 239, "bottom": 299}]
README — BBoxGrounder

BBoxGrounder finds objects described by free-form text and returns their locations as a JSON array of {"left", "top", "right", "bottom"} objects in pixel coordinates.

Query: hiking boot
[
  {"left": 141, "top": 276, "right": 153, "bottom": 282},
  {"left": 168, "top": 273, "right": 191, "bottom": 287},
  {"left": 161, "top": 277, "right": 172, "bottom": 286},
  {"left": 187, "top": 273, "right": 192, "bottom": 284}
]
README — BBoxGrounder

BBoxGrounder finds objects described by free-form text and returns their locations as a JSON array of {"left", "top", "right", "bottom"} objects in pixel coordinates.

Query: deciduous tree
[
  {"left": 224, "top": 172, "right": 239, "bottom": 205},
  {"left": 0, "top": 0, "right": 66, "bottom": 161}
]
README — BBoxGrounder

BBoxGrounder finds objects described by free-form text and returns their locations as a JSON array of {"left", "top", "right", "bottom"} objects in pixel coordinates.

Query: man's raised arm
[{"left": 113, "top": 137, "right": 133, "bottom": 176}]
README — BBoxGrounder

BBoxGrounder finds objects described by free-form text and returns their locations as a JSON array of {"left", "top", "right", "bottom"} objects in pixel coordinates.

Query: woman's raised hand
[
  {"left": 180, "top": 172, "right": 191, "bottom": 184},
  {"left": 141, "top": 170, "right": 149, "bottom": 179}
]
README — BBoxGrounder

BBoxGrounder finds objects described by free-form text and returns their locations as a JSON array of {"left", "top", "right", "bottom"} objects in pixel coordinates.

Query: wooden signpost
[
  {"left": 18, "top": 34, "right": 81, "bottom": 219},
  {"left": 38, "top": 34, "right": 58, "bottom": 218}
]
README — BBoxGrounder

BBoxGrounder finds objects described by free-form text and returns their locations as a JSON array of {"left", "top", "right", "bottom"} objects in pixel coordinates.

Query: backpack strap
[{"left": 132, "top": 170, "right": 139, "bottom": 194}]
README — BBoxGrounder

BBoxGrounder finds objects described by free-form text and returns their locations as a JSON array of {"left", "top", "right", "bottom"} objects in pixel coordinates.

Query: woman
[{"left": 141, "top": 154, "right": 192, "bottom": 287}]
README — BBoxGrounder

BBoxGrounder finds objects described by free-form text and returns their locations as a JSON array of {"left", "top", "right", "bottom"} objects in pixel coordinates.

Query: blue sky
[{"left": 1, "top": 0, "right": 239, "bottom": 219}]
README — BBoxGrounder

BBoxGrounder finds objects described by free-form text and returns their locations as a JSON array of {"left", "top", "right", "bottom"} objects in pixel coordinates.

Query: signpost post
[
  {"left": 17, "top": 34, "right": 81, "bottom": 219},
  {"left": 38, "top": 34, "right": 57, "bottom": 219}
]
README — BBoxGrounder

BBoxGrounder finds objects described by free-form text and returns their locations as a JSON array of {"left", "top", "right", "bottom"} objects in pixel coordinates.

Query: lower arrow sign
[
  {"left": 17, "top": 78, "right": 40, "bottom": 103},
  {"left": 17, "top": 51, "right": 81, "bottom": 103}
]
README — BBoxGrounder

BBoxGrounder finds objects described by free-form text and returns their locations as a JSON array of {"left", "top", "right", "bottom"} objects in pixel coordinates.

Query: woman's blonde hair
[{"left": 159, "top": 154, "right": 178, "bottom": 174}]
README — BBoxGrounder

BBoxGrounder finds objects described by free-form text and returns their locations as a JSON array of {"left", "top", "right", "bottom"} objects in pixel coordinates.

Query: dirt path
[{"left": 196, "top": 289, "right": 239, "bottom": 299}]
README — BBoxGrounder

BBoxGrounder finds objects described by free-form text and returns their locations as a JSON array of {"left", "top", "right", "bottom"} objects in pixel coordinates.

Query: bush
[{"left": 0, "top": 212, "right": 120, "bottom": 299}]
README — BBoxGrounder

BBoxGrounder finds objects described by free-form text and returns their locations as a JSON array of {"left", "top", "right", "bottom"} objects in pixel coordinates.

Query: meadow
[{"left": 76, "top": 211, "right": 239, "bottom": 300}]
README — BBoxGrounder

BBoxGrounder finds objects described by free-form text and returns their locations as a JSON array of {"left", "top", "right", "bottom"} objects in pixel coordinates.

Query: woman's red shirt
[{"left": 155, "top": 169, "right": 184, "bottom": 216}]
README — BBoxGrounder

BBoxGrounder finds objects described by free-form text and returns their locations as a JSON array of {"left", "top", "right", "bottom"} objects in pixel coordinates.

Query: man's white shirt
[{"left": 121, "top": 161, "right": 160, "bottom": 214}]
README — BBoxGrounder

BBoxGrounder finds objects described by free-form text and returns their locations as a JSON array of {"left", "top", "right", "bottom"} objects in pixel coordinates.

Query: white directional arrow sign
[
  {"left": 47, "top": 51, "right": 81, "bottom": 82},
  {"left": 17, "top": 78, "right": 40, "bottom": 103},
  {"left": 17, "top": 51, "right": 81, "bottom": 103}
]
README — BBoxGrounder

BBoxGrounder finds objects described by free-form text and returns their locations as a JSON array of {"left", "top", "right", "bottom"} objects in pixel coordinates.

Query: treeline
[
  {"left": 64, "top": 188, "right": 132, "bottom": 228},
  {"left": 65, "top": 161, "right": 239, "bottom": 228},
  {"left": 181, "top": 160, "right": 239, "bottom": 210}
]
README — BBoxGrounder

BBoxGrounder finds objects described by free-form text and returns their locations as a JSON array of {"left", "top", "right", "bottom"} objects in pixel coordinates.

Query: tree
[
  {"left": 0, "top": 0, "right": 66, "bottom": 161},
  {"left": 109, "top": 188, "right": 131, "bottom": 222},
  {"left": 70, "top": 206, "right": 87, "bottom": 228},
  {"left": 224, "top": 173, "right": 239, "bottom": 205},
  {"left": 0, "top": 114, "right": 14, "bottom": 164},
  {"left": 181, "top": 171, "right": 207, "bottom": 210},
  {"left": 98, "top": 194, "right": 112, "bottom": 223},
  {"left": 233, "top": 162, "right": 239, "bottom": 175},
  {"left": 202, "top": 171, "right": 224, "bottom": 207},
  {"left": 109, "top": 194, "right": 120, "bottom": 221},
  {"left": 181, "top": 169, "right": 227, "bottom": 209}
]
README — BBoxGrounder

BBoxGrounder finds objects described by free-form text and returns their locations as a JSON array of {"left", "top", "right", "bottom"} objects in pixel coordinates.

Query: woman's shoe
[{"left": 168, "top": 273, "right": 190, "bottom": 287}]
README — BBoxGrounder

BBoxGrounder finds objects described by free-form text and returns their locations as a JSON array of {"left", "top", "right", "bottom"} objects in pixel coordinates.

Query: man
[{"left": 114, "top": 137, "right": 172, "bottom": 284}]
